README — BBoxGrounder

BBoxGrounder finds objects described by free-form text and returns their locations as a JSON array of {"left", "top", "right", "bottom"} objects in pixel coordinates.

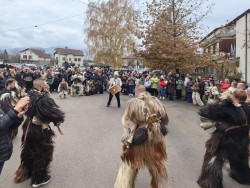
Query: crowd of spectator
[
  {"left": 0, "top": 66, "right": 111, "bottom": 94},
  {"left": 0, "top": 65, "right": 249, "bottom": 107},
  {"left": 118, "top": 70, "right": 249, "bottom": 107}
]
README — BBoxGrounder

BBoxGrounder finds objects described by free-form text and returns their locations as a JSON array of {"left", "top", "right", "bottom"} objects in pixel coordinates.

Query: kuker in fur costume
[
  {"left": 198, "top": 90, "right": 250, "bottom": 188},
  {"left": 13, "top": 83, "right": 65, "bottom": 187},
  {"left": 114, "top": 94, "right": 169, "bottom": 188},
  {"left": 71, "top": 74, "right": 84, "bottom": 96},
  {"left": 58, "top": 79, "right": 68, "bottom": 99}
]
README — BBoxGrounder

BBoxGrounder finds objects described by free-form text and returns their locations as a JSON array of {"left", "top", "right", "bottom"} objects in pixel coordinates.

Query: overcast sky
[{"left": 0, "top": 0, "right": 249, "bottom": 51}]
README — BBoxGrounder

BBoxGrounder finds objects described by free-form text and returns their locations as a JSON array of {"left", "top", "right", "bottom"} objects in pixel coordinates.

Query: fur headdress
[
  {"left": 0, "top": 92, "right": 13, "bottom": 113},
  {"left": 199, "top": 99, "right": 250, "bottom": 125},
  {"left": 0, "top": 91, "right": 18, "bottom": 113},
  {"left": 122, "top": 95, "right": 168, "bottom": 131},
  {"left": 26, "top": 90, "right": 65, "bottom": 124}
]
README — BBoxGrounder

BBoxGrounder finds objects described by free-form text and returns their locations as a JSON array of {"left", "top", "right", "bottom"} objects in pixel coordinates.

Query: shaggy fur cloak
[
  {"left": 13, "top": 89, "right": 65, "bottom": 184},
  {"left": 198, "top": 99, "right": 250, "bottom": 188}
]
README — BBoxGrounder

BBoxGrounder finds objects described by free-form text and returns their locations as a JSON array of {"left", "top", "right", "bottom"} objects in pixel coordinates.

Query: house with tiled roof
[
  {"left": 54, "top": 47, "right": 84, "bottom": 67},
  {"left": 200, "top": 9, "right": 250, "bottom": 83},
  {"left": 19, "top": 48, "right": 51, "bottom": 66}
]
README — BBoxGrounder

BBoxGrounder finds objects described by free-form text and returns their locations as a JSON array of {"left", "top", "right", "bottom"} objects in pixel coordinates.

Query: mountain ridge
[{"left": 1, "top": 46, "right": 87, "bottom": 55}]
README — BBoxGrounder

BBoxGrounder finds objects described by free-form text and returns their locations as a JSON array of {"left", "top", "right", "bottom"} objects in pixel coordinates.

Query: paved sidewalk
[{"left": 0, "top": 93, "right": 247, "bottom": 188}]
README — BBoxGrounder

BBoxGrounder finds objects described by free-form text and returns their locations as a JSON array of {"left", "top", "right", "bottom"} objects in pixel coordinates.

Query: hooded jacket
[{"left": 0, "top": 109, "right": 23, "bottom": 162}]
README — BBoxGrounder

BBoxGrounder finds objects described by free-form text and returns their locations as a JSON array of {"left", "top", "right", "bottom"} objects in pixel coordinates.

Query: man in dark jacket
[
  {"left": 0, "top": 71, "right": 6, "bottom": 92},
  {"left": 0, "top": 96, "right": 29, "bottom": 174},
  {"left": 23, "top": 69, "right": 34, "bottom": 92}
]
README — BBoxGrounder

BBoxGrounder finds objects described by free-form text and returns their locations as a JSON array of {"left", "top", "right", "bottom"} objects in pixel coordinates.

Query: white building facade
[
  {"left": 54, "top": 48, "right": 84, "bottom": 67},
  {"left": 200, "top": 9, "right": 250, "bottom": 84},
  {"left": 234, "top": 10, "right": 250, "bottom": 83},
  {"left": 19, "top": 48, "right": 51, "bottom": 66}
]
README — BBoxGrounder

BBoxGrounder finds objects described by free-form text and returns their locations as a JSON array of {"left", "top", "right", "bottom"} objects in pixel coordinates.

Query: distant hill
[
  {"left": 43, "top": 46, "right": 60, "bottom": 55},
  {"left": 3, "top": 47, "right": 26, "bottom": 55},
  {"left": 1, "top": 46, "right": 87, "bottom": 56}
]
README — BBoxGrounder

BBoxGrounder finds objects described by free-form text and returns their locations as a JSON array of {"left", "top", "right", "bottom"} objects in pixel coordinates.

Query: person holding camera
[{"left": 0, "top": 96, "right": 29, "bottom": 174}]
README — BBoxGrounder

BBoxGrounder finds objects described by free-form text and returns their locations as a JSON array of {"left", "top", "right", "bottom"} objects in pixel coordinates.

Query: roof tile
[{"left": 55, "top": 48, "right": 84, "bottom": 56}]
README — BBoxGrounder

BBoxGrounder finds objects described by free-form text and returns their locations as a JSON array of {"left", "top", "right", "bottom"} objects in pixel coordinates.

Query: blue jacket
[{"left": 0, "top": 109, "right": 23, "bottom": 162}]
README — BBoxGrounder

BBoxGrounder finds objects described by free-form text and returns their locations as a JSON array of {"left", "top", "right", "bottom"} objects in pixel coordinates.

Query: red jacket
[
  {"left": 220, "top": 83, "right": 230, "bottom": 92},
  {"left": 160, "top": 80, "right": 166, "bottom": 88}
]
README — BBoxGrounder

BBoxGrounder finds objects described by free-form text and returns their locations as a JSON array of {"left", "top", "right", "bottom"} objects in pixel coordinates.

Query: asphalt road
[{"left": 0, "top": 93, "right": 249, "bottom": 188}]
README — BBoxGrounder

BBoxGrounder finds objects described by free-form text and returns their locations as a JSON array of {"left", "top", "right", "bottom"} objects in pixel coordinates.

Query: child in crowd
[{"left": 159, "top": 76, "right": 167, "bottom": 99}]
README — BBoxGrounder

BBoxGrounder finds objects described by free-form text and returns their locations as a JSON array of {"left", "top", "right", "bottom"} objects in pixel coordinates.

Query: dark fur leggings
[{"left": 198, "top": 128, "right": 250, "bottom": 188}]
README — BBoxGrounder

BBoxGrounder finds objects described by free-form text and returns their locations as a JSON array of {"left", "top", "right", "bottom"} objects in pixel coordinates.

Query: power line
[
  {"left": 0, "top": 0, "right": 141, "bottom": 34},
  {"left": 37, "top": 12, "right": 85, "bottom": 27},
  {"left": 0, "top": 0, "right": 104, "bottom": 34},
  {"left": 0, "top": 12, "right": 85, "bottom": 34}
]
